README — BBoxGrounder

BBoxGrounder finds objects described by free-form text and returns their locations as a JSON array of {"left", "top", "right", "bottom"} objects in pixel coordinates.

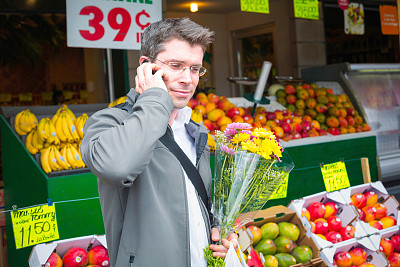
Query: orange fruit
[
  {"left": 205, "top": 102, "right": 216, "bottom": 113},
  {"left": 217, "top": 116, "right": 232, "bottom": 128},
  {"left": 232, "top": 115, "right": 244, "bottom": 123},
  {"left": 254, "top": 114, "right": 267, "bottom": 125},
  {"left": 272, "top": 126, "right": 284, "bottom": 138},
  {"left": 194, "top": 105, "right": 206, "bottom": 115}
]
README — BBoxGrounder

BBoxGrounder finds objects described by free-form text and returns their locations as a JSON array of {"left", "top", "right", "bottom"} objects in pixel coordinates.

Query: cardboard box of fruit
[
  {"left": 340, "top": 181, "right": 400, "bottom": 234},
  {"left": 320, "top": 236, "right": 388, "bottom": 267},
  {"left": 288, "top": 191, "right": 367, "bottom": 250},
  {"left": 368, "top": 225, "right": 400, "bottom": 266},
  {"left": 29, "top": 234, "right": 109, "bottom": 267},
  {"left": 237, "top": 205, "right": 327, "bottom": 266}
]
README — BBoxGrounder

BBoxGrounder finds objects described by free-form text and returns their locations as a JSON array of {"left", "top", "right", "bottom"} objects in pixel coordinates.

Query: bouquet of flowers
[{"left": 211, "top": 122, "right": 294, "bottom": 242}]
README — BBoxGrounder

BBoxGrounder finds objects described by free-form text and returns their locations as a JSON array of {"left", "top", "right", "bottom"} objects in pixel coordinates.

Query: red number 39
[{"left": 79, "top": 6, "right": 131, "bottom": 42}]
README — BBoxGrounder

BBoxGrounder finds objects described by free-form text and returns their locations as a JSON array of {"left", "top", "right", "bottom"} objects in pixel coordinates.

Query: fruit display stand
[
  {"left": 219, "top": 97, "right": 378, "bottom": 208},
  {"left": 1, "top": 104, "right": 107, "bottom": 267}
]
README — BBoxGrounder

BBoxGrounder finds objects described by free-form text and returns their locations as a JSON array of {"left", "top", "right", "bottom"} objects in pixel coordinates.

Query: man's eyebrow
[{"left": 165, "top": 59, "right": 202, "bottom": 66}]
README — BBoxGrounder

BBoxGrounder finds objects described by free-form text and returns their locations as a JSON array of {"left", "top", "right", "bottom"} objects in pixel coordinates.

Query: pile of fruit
[
  {"left": 379, "top": 234, "right": 400, "bottom": 266},
  {"left": 302, "top": 201, "right": 355, "bottom": 244},
  {"left": 245, "top": 221, "right": 313, "bottom": 266},
  {"left": 188, "top": 83, "right": 370, "bottom": 147},
  {"left": 333, "top": 247, "right": 374, "bottom": 267},
  {"left": 350, "top": 191, "right": 397, "bottom": 230},
  {"left": 45, "top": 245, "right": 109, "bottom": 267},
  {"left": 13, "top": 105, "right": 88, "bottom": 174},
  {"left": 274, "top": 83, "right": 370, "bottom": 136}
]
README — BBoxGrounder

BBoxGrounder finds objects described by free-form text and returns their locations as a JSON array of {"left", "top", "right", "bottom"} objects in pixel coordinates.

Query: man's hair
[{"left": 140, "top": 17, "right": 214, "bottom": 58}]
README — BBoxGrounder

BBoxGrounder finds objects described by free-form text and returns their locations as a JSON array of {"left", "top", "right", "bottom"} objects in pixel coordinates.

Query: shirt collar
[{"left": 171, "top": 106, "right": 192, "bottom": 131}]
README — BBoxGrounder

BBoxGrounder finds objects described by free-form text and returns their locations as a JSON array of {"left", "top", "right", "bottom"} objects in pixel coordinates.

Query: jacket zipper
[{"left": 129, "top": 255, "right": 135, "bottom": 266}]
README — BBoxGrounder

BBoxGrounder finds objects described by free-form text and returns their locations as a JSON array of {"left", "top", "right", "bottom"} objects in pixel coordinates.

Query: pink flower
[
  {"left": 224, "top": 123, "right": 252, "bottom": 139},
  {"left": 220, "top": 145, "right": 235, "bottom": 155}
]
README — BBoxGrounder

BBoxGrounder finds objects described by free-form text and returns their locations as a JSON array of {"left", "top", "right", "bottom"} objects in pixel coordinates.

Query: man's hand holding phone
[{"left": 135, "top": 60, "right": 168, "bottom": 94}]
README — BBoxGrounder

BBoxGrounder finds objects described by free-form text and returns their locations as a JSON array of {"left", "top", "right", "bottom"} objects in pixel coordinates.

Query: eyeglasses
[{"left": 149, "top": 56, "right": 207, "bottom": 77}]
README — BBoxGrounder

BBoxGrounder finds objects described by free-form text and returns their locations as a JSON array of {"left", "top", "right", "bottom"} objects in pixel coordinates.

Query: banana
[
  {"left": 51, "top": 113, "right": 59, "bottom": 126},
  {"left": 31, "top": 129, "right": 44, "bottom": 150},
  {"left": 40, "top": 147, "right": 52, "bottom": 174},
  {"left": 47, "top": 120, "right": 60, "bottom": 145},
  {"left": 64, "top": 106, "right": 76, "bottom": 122},
  {"left": 53, "top": 146, "right": 71, "bottom": 170},
  {"left": 48, "top": 146, "right": 62, "bottom": 172},
  {"left": 61, "top": 113, "right": 74, "bottom": 143},
  {"left": 64, "top": 144, "right": 80, "bottom": 169},
  {"left": 76, "top": 113, "right": 88, "bottom": 139},
  {"left": 14, "top": 110, "right": 28, "bottom": 136},
  {"left": 25, "top": 130, "right": 38, "bottom": 154},
  {"left": 19, "top": 110, "right": 32, "bottom": 133},
  {"left": 65, "top": 112, "right": 80, "bottom": 142},
  {"left": 69, "top": 143, "right": 86, "bottom": 168},
  {"left": 26, "top": 111, "right": 38, "bottom": 130},
  {"left": 37, "top": 118, "right": 48, "bottom": 142},
  {"left": 55, "top": 113, "right": 69, "bottom": 143}
]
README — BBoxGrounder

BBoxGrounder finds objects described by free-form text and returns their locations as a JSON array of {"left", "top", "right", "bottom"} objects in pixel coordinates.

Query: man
[{"left": 81, "top": 17, "right": 237, "bottom": 266}]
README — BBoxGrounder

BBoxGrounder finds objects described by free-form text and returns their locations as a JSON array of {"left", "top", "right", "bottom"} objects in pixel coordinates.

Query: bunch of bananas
[
  {"left": 14, "top": 109, "right": 38, "bottom": 135},
  {"left": 40, "top": 144, "right": 85, "bottom": 174},
  {"left": 108, "top": 96, "right": 127, "bottom": 107},
  {"left": 14, "top": 105, "right": 89, "bottom": 174}
]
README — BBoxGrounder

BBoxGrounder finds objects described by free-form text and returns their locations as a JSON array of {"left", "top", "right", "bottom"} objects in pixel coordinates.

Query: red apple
[
  {"left": 187, "top": 98, "right": 199, "bottom": 109},
  {"left": 88, "top": 245, "right": 110, "bottom": 267},
  {"left": 292, "top": 131, "right": 301, "bottom": 139},
  {"left": 364, "top": 191, "right": 378, "bottom": 206},
  {"left": 368, "top": 220, "right": 383, "bottom": 230},
  {"left": 334, "top": 251, "right": 352, "bottom": 267},
  {"left": 358, "top": 208, "right": 366, "bottom": 221},
  {"left": 380, "top": 216, "right": 397, "bottom": 229},
  {"left": 314, "top": 219, "right": 329, "bottom": 235},
  {"left": 318, "top": 129, "right": 327, "bottom": 136},
  {"left": 380, "top": 238, "right": 395, "bottom": 256},
  {"left": 324, "top": 201, "right": 338, "bottom": 218},
  {"left": 226, "top": 107, "right": 240, "bottom": 118},
  {"left": 307, "top": 202, "right": 326, "bottom": 221},
  {"left": 293, "top": 123, "right": 302, "bottom": 132},
  {"left": 266, "top": 112, "right": 276, "bottom": 121},
  {"left": 391, "top": 234, "right": 400, "bottom": 252},
  {"left": 340, "top": 225, "right": 355, "bottom": 241},
  {"left": 282, "top": 123, "right": 292, "bottom": 133},
  {"left": 388, "top": 252, "right": 400, "bottom": 267},
  {"left": 327, "top": 216, "right": 343, "bottom": 232},
  {"left": 301, "top": 207, "right": 310, "bottom": 221},
  {"left": 45, "top": 252, "right": 63, "bottom": 267},
  {"left": 247, "top": 225, "right": 262, "bottom": 246},
  {"left": 350, "top": 193, "right": 367, "bottom": 209},
  {"left": 374, "top": 203, "right": 388, "bottom": 220},
  {"left": 328, "top": 127, "right": 340, "bottom": 135},
  {"left": 310, "top": 221, "right": 316, "bottom": 233},
  {"left": 62, "top": 247, "right": 88, "bottom": 267},
  {"left": 325, "top": 231, "right": 343, "bottom": 244},
  {"left": 302, "top": 120, "right": 312, "bottom": 131},
  {"left": 362, "top": 205, "right": 377, "bottom": 222},
  {"left": 348, "top": 247, "right": 367, "bottom": 266},
  {"left": 346, "top": 108, "right": 355, "bottom": 116},
  {"left": 301, "top": 130, "right": 309, "bottom": 138}
]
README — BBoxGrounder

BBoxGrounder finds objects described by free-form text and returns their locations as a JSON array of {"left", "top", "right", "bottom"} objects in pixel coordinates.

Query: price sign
[
  {"left": 240, "top": 0, "right": 270, "bottom": 14},
  {"left": 0, "top": 93, "right": 11, "bottom": 102},
  {"left": 19, "top": 93, "right": 32, "bottom": 102},
  {"left": 293, "top": 0, "right": 319, "bottom": 20},
  {"left": 270, "top": 174, "right": 289, "bottom": 200},
  {"left": 11, "top": 204, "right": 59, "bottom": 249},
  {"left": 320, "top": 161, "right": 351, "bottom": 192},
  {"left": 66, "top": 0, "right": 162, "bottom": 50}
]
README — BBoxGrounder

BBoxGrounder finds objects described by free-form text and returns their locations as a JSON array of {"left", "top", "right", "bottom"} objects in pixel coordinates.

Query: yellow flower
[
  {"left": 241, "top": 140, "right": 258, "bottom": 153},
  {"left": 231, "top": 132, "right": 251, "bottom": 143}
]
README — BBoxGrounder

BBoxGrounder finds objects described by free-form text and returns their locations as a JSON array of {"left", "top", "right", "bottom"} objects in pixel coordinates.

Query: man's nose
[{"left": 178, "top": 68, "right": 193, "bottom": 83}]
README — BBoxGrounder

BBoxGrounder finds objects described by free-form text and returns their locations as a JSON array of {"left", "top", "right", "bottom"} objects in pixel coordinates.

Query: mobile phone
[{"left": 142, "top": 59, "right": 157, "bottom": 75}]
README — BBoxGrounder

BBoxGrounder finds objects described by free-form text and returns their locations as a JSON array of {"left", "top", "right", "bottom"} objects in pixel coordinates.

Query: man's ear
[{"left": 139, "top": 57, "right": 150, "bottom": 65}]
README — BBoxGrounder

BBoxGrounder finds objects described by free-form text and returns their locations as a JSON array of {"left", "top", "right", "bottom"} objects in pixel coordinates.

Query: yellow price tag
[
  {"left": 293, "top": 0, "right": 319, "bottom": 20},
  {"left": 270, "top": 174, "right": 289, "bottom": 200},
  {"left": 0, "top": 93, "right": 11, "bottom": 102},
  {"left": 320, "top": 161, "right": 351, "bottom": 192},
  {"left": 11, "top": 204, "right": 59, "bottom": 249},
  {"left": 19, "top": 93, "right": 32, "bottom": 102},
  {"left": 241, "top": 0, "right": 270, "bottom": 14},
  {"left": 41, "top": 92, "right": 53, "bottom": 101}
]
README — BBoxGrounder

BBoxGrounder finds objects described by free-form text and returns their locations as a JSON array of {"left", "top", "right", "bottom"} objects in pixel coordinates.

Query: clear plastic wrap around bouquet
[{"left": 212, "top": 123, "right": 295, "bottom": 240}]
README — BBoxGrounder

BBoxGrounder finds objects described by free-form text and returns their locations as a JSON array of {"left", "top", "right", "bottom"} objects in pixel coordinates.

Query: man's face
[{"left": 154, "top": 39, "right": 204, "bottom": 109}]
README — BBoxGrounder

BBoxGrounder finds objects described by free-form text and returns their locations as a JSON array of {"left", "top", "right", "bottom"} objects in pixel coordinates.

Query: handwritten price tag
[
  {"left": 66, "top": 0, "right": 162, "bottom": 50},
  {"left": 11, "top": 204, "right": 59, "bottom": 249},
  {"left": 320, "top": 161, "right": 350, "bottom": 192},
  {"left": 270, "top": 174, "right": 289, "bottom": 200},
  {"left": 293, "top": 0, "right": 319, "bottom": 20},
  {"left": 240, "top": 0, "right": 270, "bottom": 14}
]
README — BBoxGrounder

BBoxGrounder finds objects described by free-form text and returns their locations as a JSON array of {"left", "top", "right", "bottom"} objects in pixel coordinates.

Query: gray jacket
[{"left": 81, "top": 88, "right": 213, "bottom": 266}]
